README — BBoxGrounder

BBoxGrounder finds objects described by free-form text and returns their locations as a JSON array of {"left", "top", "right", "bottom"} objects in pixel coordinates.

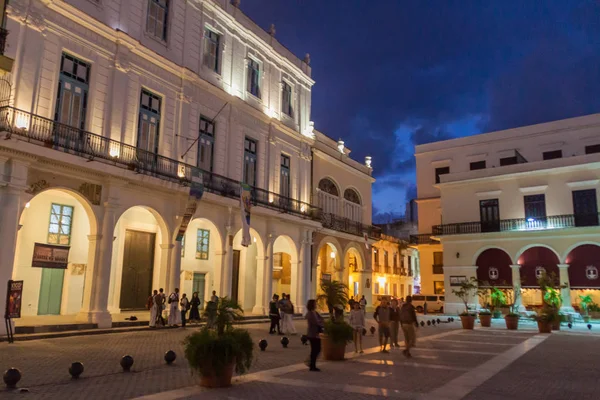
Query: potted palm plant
[
  {"left": 543, "top": 287, "right": 562, "bottom": 331},
  {"left": 452, "top": 277, "right": 478, "bottom": 329},
  {"left": 504, "top": 286, "right": 521, "bottom": 330},
  {"left": 579, "top": 295, "right": 593, "bottom": 323},
  {"left": 537, "top": 271, "right": 562, "bottom": 331},
  {"left": 491, "top": 287, "right": 507, "bottom": 319},
  {"left": 534, "top": 306, "right": 557, "bottom": 333},
  {"left": 317, "top": 280, "right": 353, "bottom": 360},
  {"left": 183, "top": 297, "right": 254, "bottom": 388}
]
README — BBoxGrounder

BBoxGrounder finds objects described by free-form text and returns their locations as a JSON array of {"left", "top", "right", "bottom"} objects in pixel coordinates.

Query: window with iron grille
[
  {"left": 247, "top": 58, "right": 261, "bottom": 98},
  {"left": 55, "top": 53, "right": 90, "bottom": 130},
  {"left": 203, "top": 28, "right": 221, "bottom": 73},
  {"left": 48, "top": 204, "right": 74, "bottom": 245},
  {"left": 198, "top": 116, "right": 215, "bottom": 172},
  {"left": 146, "top": 0, "right": 169, "bottom": 41},
  {"left": 196, "top": 229, "right": 210, "bottom": 260}
]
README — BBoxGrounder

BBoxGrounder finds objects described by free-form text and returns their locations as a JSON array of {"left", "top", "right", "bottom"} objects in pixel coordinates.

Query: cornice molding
[{"left": 312, "top": 149, "right": 375, "bottom": 182}]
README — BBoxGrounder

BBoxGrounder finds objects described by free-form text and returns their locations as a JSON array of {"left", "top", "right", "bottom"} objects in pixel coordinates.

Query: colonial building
[
  {"left": 0, "top": 0, "right": 379, "bottom": 334},
  {"left": 415, "top": 114, "right": 600, "bottom": 314}
]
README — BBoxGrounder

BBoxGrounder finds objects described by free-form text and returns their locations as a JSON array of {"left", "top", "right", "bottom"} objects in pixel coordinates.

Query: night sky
[{"left": 241, "top": 1, "right": 600, "bottom": 222}]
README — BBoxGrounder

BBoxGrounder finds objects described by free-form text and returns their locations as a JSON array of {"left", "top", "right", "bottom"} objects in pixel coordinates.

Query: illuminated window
[
  {"left": 48, "top": 204, "right": 74, "bottom": 245},
  {"left": 196, "top": 229, "right": 210, "bottom": 260}
]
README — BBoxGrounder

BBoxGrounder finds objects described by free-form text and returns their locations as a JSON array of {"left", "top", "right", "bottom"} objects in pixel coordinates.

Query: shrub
[{"left": 323, "top": 320, "right": 353, "bottom": 345}]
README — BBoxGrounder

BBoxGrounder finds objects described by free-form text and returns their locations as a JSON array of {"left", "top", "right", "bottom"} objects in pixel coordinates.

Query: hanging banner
[
  {"left": 5, "top": 280, "right": 23, "bottom": 319},
  {"left": 176, "top": 170, "right": 204, "bottom": 242},
  {"left": 363, "top": 232, "right": 370, "bottom": 250},
  {"left": 240, "top": 183, "right": 252, "bottom": 247},
  {"left": 32, "top": 243, "right": 70, "bottom": 269}
]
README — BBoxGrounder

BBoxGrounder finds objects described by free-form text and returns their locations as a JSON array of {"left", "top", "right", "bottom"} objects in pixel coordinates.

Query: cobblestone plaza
[{"left": 2, "top": 320, "right": 600, "bottom": 399}]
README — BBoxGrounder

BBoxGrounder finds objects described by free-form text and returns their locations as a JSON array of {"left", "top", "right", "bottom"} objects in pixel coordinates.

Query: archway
[
  {"left": 517, "top": 245, "right": 560, "bottom": 307},
  {"left": 12, "top": 188, "right": 97, "bottom": 316},
  {"left": 315, "top": 240, "right": 342, "bottom": 300},
  {"left": 180, "top": 218, "right": 223, "bottom": 306},
  {"left": 476, "top": 248, "right": 513, "bottom": 287},
  {"left": 566, "top": 244, "right": 600, "bottom": 307},
  {"left": 108, "top": 206, "right": 169, "bottom": 311},
  {"left": 345, "top": 247, "right": 365, "bottom": 299},
  {"left": 232, "top": 228, "right": 265, "bottom": 312},
  {"left": 272, "top": 235, "right": 299, "bottom": 304}
]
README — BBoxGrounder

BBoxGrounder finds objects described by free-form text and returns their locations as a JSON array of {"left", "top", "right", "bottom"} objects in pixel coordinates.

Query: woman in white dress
[
  {"left": 282, "top": 294, "right": 297, "bottom": 335},
  {"left": 168, "top": 288, "right": 181, "bottom": 327}
]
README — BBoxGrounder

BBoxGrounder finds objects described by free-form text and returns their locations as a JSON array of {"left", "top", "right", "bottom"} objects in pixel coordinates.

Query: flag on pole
[{"left": 240, "top": 183, "right": 252, "bottom": 247}]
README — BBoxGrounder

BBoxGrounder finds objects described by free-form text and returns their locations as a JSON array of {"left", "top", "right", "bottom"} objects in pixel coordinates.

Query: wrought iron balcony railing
[
  {"left": 320, "top": 212, "right": 382, "bottom": 239},
  {"left": 409, "top": 234, "right": 440, "bottom": 245},
  {"left": 432, "top": 213, "right": 600, "bottom": 236},
  {"left": 0, "top": 28, "right": 7, "bottom": 55},
  {"left": 0, "top": 106, "right": 320, "bottom": 219}
]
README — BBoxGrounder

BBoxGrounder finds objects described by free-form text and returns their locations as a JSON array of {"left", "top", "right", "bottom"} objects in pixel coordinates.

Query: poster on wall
[
  {"left": 449, "top": 275, "right": 467, "bottom": 286},
  {"left": 32, "top": 243, "right": 70, "bottom": 269},
  {"left": 5, "top": 280, "right": 23, "bottom": 319},
  {"left": 321, "top": 273, "right": 332, "bottom": 283}
]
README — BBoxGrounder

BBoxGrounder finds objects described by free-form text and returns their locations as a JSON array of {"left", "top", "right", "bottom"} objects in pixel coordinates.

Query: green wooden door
[
  {"left": 192, "top": 273, "right": 205, "bottom": 305},
  {"left": 38, "top": 268, "right": 65, "bottom": 315}
]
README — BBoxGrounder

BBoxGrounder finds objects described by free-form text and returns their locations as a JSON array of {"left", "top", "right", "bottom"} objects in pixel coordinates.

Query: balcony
[
  {"left": 0, "top": 28, "right": 7, "bottom": 55},
  {"left": 432, "top": 214, "right": 600, "bottom": 236},
  {"left": 0, "top": 106, "right": 319, "bottom": 219},
  {"left": 321, "top": 212, "right": 382, "bottom": 239},
  {"left": 409, "top": 234, "right": 440, "bottom": 245}
]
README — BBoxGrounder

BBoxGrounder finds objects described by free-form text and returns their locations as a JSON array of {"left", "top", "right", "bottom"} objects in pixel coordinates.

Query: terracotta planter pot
[
  {"left": 321, "top": 334, "right": 346, "bottom": 361},
  {"left": 551, "top": 319, "right": 560, "bottom": 331},
  {"left": 479, "top": 314, "right": 492, "bottom": 327},
  {"left": 537, "top": 320, "right": 552, "bottom": 334},
  {"left": 199, "top": 361, "right": 236, "bottom": 388},
  {"left": 505, "top": 315, "right": 519, "bottom": 330},
  {"left": 460, "top": 315, "right": 475, "bottom": 330}
]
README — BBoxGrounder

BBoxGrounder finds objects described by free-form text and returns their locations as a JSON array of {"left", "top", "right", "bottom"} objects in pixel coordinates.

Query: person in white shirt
[
  {"left": 167, "top": 288, "right": 181, "bottom": 327},
  {"left": 180, "top": 293, "right": 190, "bottom": 328}
]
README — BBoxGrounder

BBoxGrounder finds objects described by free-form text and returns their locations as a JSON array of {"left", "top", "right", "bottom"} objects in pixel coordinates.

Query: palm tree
[
  {"left": 203, "top": 297, "right": 243, "bottom": 335},
  {"left": 317, "top": 280, "right": 349, "bottom": 321}
]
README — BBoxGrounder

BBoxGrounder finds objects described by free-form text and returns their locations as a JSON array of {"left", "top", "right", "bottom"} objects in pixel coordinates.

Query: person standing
[
  {"left": 168, "top": 288, "right": 181, "bottom": 327},
  {"left": 180, "top": 293, "right": 190, "bottom": 328},
  {"left": 400, "top": 295, "right": 418, "bottom": 358},
  {"left": 305, "top": 299, "right": 324, "bottom": 372},
  {"left": 154, "top": 289, "right": 166, "bottom": 327},
  {"left": 189, "top": 292, "right": 201, "bottom": 324},
  {"left": 282, "top": 294, "right": 297, "bottom": 335},
  {"left": 359, "top": 295, "right": 367, "bottom": 316},
  {"left": 348, "top": 296, "right": 356, "bottom": 310},
  {"left": 279, "top": 292, "right": 288, "bottom": 320},
  {"left": 149, "top": 290, "right": 159, "bottom": 328},
  {"left": 349, "top": 301, "right": 365, "bottom": 353},
  {"left": 159, "top": 288, "right": 167, "bottom": 324},
  {"left": 210, "top": 290, "right": 219, "bottom": 303},
  {"left": 389, "top": 299, "right": 401, "bottom": 348},
  {"left": 374, "top": 299, "right": 391, "bottom": 353},
  {"left": 269, "top": 294, "right": 282, "bottom": 334}
]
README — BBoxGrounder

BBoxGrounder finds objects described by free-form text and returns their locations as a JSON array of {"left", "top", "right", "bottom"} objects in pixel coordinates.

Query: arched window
[
  {"left": 344, "top": 188, "right": 361, "bottom": 205},
  {"left": 318, "top": 178, "right": 339, "bottom": 196}
]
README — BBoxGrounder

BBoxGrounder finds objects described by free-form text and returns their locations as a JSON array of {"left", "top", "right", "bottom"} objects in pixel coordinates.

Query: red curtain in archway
[
  {"left": 476, "top": 248, "right": 513, "bottom": 287},
  {"left": 566, "top": 245, "right": 600, "bottom": 288},
  {"left": 518, "top": 247, "right": 560, "bottom": 287}
]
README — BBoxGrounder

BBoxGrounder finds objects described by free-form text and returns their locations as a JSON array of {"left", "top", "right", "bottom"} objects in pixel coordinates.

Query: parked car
[{"left": 411, "top": 294, "right": 445, "bottom": 313}]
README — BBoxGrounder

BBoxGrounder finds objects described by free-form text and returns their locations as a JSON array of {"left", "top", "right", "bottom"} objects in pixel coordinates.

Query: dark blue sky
[{"left": 241, "top": 1, "right": 600, "bottom": 222}]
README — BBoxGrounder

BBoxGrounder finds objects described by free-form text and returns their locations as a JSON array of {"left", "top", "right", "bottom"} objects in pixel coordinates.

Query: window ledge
[{"left": 143, "top": 31, "right": 169, "bottom": 49}]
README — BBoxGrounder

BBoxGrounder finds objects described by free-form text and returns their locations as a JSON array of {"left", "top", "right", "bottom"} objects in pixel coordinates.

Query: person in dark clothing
[
  {"left": 374, "top": 299, "right": 391, "bottom": 353},
  {"left": 189, "top": 292, "right": 201, "bottom": 324},
  {"left": 269, "top": 294, "right": 282, "bottom": 334},
  {"left": 389, "top": 299, "right": 401, "bottom": 348},
  {"left": 306, "top": 299, "right": 324, "bottom": 372},
  {"left": 399, "top": 295, "right": 419, "bottom": 358}
]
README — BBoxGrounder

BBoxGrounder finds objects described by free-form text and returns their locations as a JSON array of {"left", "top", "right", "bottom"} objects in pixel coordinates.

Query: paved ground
[{"left": 1, "top": 318, "right": 600, "bottom": 399}]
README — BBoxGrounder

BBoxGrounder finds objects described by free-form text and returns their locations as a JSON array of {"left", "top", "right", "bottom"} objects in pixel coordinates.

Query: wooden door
[
  {"left": 38, "top": 268, "right": 65, "bottom": 315},
  {"left": 192, "top": 273, "right": 206, "bottom": 306},
  {"left": 120, "top": 230, "right": 156, "bottom": 310},
  {"left": 231, "top": 250, "right": 241, "bottom": 304}
]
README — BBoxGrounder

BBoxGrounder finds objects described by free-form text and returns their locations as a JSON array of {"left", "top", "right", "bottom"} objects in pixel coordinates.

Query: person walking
[
  {"left": 374, "top": 299, "right": 391, "bottom": 353},
  {"left": 269, "top": 294, "right": 282, "bottom": 334},
  {"left": 282, "top": 294, "right": 297, "bottom": 335},
  {"left": 149, "top": 290, "right": 159, "bottom": 328},
  {"left": 189, "top": 292, "right": 201, "bottom": 324},
  {"left": 400, "top": 295, "right": 418, "bottom": 358},
  {"left": 180, "top": 293, "right": 190, "bottom": 328},
  {"left": 359, "top": 295, "right": 367, "bottom": 316},
  {"left": 389, "top": 299, "right": 401, "bottom": 348},
  {"left": 305, "top": 299, "right": 324, "bottom": 372},
  {"left": 349, "top": 301, "right": 365, "bottom": 353},
  {"left": 168, "top": 288, "right": 181, "bottom": 327}
]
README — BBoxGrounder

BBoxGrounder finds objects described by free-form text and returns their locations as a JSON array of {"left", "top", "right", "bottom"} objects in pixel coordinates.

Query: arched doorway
[
  {"left": 317, "top": 177, "right": 340, "bottom": 215},
  {"left": 476, "top": 248, "right": 513, "bottom": 287},
  {"left": 315, "top": 240, "right": 342, "bottom": 302},
  {"left": 232, "top": 228, "right": 264, "bottom": 312},
  {"left": 566, "top": 244, "right": 600, "bottom": 306},
  {"left": 517, "top": 246, "right": 560, "bottom": 306},
  {"left": 345, "top": 247, "right": 364, "bottom": 299},
  {"left": 12, "top": 189, "right": 97, "bottom": 316},
  {"left": 180, "top": 218, "right": 223, "bottom": 306},
  {"left": 108, "top": 206, "right": 168, "bottom": 311},
  {"left": 272, "top": 235, "right": 299, "bottom": 302}
]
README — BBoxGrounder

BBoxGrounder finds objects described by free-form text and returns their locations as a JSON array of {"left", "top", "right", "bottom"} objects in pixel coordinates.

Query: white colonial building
[
  {"left": 415, "top": 114, "right": 600, "bottom": 314},
  {"left": 0, "top": 0, "right": 380, "bottom": 334}
]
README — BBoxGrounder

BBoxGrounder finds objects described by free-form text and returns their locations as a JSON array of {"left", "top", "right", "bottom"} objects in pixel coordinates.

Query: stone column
[
  {"left": 168, "top": 241, "right": 182, "bottom": 294},
  {"left": 295, "top": 231, "right": 310, "bottom": 313},
  {"left": 557, "top": 264, "right": 574, "bottom": 312},
  {"left": 221, "top": 228, "right": 234, "bottom": 298},
  {"left": 158, "top": 243, "right": 174, "bottom": 291},
  {"left": 254, "top": 238, "right": 274, "bottom": 315},
  {"left": 0, "top": 187, "right": 23, "bottom": 335},
  {"left": 78, "top": 204, "right": 117, "bottom": 328},
  {"left": 510, "top": 264, "right": 525, "bottom": 312},
  {"left": 212, "top": 250, "right": 225, "bottom": 296}
]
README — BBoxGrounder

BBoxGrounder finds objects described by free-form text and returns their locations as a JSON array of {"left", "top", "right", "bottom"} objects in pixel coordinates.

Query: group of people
[
  {"left": 268, "top": 293, "right": 297, "bottom": 335},
  {"left": 148, "top": 288, "right": 219, "bottom": 328},
  {"left": 348, "top": 295, "right": 368, "bottom": 314}
]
